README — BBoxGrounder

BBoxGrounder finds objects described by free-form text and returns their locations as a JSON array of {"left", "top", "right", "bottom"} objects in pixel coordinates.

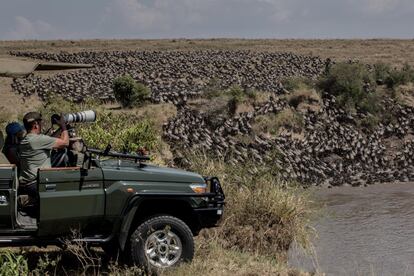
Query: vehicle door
[
  {"left": 37, "top": 166, "right": 104, "bottom": 236},
  {"left": 0, "top": 165, "right": 17, "bottom": 230}
]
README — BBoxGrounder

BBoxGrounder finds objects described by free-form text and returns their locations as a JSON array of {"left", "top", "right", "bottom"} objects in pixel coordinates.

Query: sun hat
[{"left": 5, "top": 122, "right": 25, "bottom": 136}]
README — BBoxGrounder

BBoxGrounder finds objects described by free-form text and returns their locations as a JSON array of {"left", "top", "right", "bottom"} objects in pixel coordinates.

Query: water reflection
[{"left": 289, "top": 182, "right": 414, "bottom": 276}]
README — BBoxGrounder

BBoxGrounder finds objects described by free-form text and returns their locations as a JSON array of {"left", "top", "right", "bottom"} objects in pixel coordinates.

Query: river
[{"left": 289, "top": 182, "right": 414, "bottom": 276}]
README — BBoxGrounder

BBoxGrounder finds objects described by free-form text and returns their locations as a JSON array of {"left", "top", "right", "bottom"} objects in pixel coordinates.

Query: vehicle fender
[{"left": 118, "top": 196, "right": 141, "bottom": 250}]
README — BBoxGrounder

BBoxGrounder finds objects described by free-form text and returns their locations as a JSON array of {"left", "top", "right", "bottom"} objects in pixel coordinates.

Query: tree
[{"left": 112, "top": 75, "right": 150, "bottom": 108}]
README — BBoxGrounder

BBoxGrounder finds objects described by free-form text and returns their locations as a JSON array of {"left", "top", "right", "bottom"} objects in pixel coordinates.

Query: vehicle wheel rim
[{"left": 144, "top": 229, "right": 182, "bottom": 268}]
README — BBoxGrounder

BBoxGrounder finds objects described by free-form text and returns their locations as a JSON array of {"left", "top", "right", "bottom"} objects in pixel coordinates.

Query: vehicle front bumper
[
  {"left": 195, "top": 177, "right": 225, "bottom": 228},
  {"left": 194, "top": 207, "right": 224, "bottom": 228}
]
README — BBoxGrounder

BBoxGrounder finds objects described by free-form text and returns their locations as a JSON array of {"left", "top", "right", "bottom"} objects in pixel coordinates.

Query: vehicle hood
[{"left": 99, "top": 160, "right": 205, "bottom": 183}]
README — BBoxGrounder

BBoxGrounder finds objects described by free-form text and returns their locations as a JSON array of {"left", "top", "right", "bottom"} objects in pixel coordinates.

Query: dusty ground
[
  {"left": 0, "top": 77, "right": 41, "bottom": 123},
  {"left": 1, "top": 39, "right": 414, "bottom": 66}
]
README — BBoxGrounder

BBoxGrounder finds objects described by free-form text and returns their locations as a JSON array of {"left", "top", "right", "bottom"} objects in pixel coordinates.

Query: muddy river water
[{"left": 289, "top": 182, "right": 414, "bottom": 276}]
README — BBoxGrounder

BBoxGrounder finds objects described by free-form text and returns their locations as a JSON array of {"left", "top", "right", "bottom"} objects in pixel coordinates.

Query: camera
[
  {"left": 52, "top": 110, "right": 96, "bottom": 125},
  {"left": 63, "top": 110, "right": 96, "bottom": 124}
]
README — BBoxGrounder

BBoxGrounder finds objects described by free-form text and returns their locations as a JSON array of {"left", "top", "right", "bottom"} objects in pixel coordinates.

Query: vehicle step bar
[
  {"left": 0, "top": 234, "right": 114, "bottom": 247},
  {"left": 0, "top": 236, "right": 61, "bottom": 247}
]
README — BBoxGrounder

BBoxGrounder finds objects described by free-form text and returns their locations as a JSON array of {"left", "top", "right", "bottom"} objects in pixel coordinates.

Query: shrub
[
  {"left": 203, "top": 78, "right": 223, "bottom": 99},
  {"left": 385, "top": 64, "right": 414, "bottom": 89},
  {"left": 282, "top": 76, "right": 313, "bottom": 92},
  {"left": 357, "top": 92, "right": 382, "bottom": 115},
  {"left": 358, "top": 114, "right": 381, "bottom": 129},
  {"left": 36, "top": 98, "right": 161, "bottom": 157},
  {"left": 287, "top": 88, "right": 321, "bottom": 109},
  {"left": 373, "top": 62, "right": 391, "bottom": 84},
  {"left": 36, "top": 96, "right": 100, "bottom": 132},
  {"left": 202, "top": 84, "right": 259, "bottom": 116},
  {"left": 253, "top": 109, "right": 304, "bottom": 135},
  {"left": 78, "top": 110, "right": 159, "bottom": 153},
  {"left": 117, "top": 120, "right": 159, "bottom": 152},
  {"left": 112, "top": 75, "right": 150, "bottom": 108},
  {"left": 225, "top": 85, "right": 255, "bottom": 103},
  {"left": 182, "top": 153, "right": 318, "bottom": 256},
  {"left": 317, "top": 62, "right": 377, "bottom": 113}
]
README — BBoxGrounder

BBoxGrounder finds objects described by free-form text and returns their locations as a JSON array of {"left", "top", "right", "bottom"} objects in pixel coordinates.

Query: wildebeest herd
[
  {"left": 9, "top": 50, "right": 414, "bottom": 186},
  {"left": 10, "top": 50, "right": 325, "bottom": 102}
]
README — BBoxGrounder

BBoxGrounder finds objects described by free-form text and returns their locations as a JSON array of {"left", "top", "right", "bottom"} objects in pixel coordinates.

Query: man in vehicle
[
  {"left": 2, "top": 122, "right": 25, "bottom": 165},
  {"left": 19, "top": 112, "right": 69, "bottom": 203}
]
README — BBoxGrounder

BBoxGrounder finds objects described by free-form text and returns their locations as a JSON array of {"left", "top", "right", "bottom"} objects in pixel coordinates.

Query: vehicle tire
[{"left": 129, "top": 215, "right": 194, "bottom": 270}]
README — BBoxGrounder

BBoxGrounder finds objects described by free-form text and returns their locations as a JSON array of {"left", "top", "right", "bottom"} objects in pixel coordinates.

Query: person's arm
[{"left": 53, "top": 114, "right": 69, "bottom": 149}]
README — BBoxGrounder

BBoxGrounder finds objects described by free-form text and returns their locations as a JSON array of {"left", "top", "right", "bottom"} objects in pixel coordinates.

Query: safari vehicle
[{"left": 0, "top": 113, "right": 225, "bottom": 269}]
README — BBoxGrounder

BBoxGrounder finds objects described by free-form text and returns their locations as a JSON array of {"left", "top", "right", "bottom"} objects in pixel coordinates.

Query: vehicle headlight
[{"left": 190, "top": 183, "right": 208, "bottom": 194}]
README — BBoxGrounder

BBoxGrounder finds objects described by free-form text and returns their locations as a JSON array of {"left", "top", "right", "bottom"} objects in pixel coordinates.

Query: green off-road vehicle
[{"left": 0, "top": 128, "right": 225, "bottom": 269}]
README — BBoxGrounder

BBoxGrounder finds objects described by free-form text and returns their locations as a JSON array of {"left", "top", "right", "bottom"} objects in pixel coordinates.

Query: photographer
[{"left": 19, "top": 112, "right": 69, "bottom": 207}]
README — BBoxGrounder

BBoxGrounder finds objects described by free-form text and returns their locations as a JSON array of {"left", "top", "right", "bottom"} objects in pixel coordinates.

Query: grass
[
  {"left": 163, "top": 241, "right": 313, "bottom": 276},
  {"left": 253, "top": 109, "right": 304, "bottom": 136},
  {"left": 282, "top": 77, "right": 315, "bottom": 92},
  {"left": 184, "top": 153, "right": 318, "bottom": 255}
]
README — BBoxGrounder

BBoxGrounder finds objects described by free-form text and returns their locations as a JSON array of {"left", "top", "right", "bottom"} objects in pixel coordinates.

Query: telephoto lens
[{"left": 64, "top": 110, "right": 96, "bottom": 123}]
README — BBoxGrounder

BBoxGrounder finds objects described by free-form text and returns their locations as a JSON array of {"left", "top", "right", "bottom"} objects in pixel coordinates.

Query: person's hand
[
  {"left": 59, "top": 113, "right": 67, "bottom": 130},
  {"left": 137, "top": 147, "right": 149, "bottom": 156}
]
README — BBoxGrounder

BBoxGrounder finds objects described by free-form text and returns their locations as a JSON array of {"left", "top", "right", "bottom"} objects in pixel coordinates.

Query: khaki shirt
[
  {"left": 0, "top": 153, "right": 9, "bottom": 164},
  {"left": 19, "top": 133, "right": 57, "bottom": 182},
  {"left": 0, "top": 132, "right": 8, "bottom": 164}
]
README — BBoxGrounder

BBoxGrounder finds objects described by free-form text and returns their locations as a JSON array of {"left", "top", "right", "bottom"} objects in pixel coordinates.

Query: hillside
[{"left": 2, "top": 40, "right": 414, "bottom": 187}]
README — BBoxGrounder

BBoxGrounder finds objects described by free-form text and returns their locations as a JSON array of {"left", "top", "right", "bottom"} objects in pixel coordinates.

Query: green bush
[
  {"left": 228, "top": 86, "right": 256, "bottom": 102},
  {"left": 37, "top": 98, "right": 160, "bottom": 154},
  {"left": 112, "top": 75, "right": 150, "bottom": 108},
  {"left": 317, "top": 62, "right": 377, "bottom": 113},
  {"left": 373, "top": 62, "right": 391, "bottom": 84},
  {"left": 78, "top": 111, "right": 159, "bottom": 152},
  {"left": 385, "top": 64, "right": 414, "bottom": 89},
  {"left": 36, "top": 96, "right": 99, "bottom": 131}
]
